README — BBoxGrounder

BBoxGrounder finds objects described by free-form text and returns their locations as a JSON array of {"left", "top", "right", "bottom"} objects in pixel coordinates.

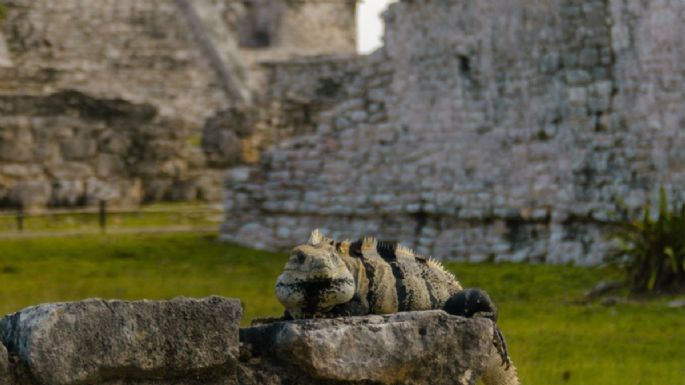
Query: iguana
[{"left": 275, "top": 229, "right": 520, "bottom": 385}]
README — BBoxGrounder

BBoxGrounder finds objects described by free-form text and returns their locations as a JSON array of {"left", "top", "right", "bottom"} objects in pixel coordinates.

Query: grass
[
  {"left": 451, "top": 262, "right": 685, "bottom": 385},
  {"left": 0, "top": 232, "right": 683, "bottom": 385}
]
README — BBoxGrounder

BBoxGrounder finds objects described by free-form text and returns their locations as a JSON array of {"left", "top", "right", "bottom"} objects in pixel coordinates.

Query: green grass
[
  {"left": 0, "top": 233, "right": 683, "bottom": 385},
  {"left": 450, "top": 262, "right": 685, "bottom": 385},
  {"left": 0, "top": 233, "right": 285, "bottom": 322}
]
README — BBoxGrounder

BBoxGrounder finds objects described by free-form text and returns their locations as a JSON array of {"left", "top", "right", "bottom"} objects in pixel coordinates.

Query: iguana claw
[
  {"left": 443, "top": 288, "right": 511, "bottom": 370},
  {"left": 493, "top": 325, "right": 511, "bottom": 369}
]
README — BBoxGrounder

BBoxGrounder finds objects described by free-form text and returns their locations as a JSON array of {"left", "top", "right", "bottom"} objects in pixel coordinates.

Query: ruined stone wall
[
  {"left": 222, "top": 0, "right": 685, "bottom": 264},
  {"left": 200, "top": 55, "right": 362, "bottom": 170},
  {"left": 0, "top": 0, "right": 357, "bottom": 209},
  {"left": 0, "top": 0, "right": 235, "bottom": 122},
  {"left": 0, "top": 90, "right": 225, "bottom": 209}
]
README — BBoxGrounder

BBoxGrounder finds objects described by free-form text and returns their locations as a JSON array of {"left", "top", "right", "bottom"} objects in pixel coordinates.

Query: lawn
[{"left": 0, "top": 232, "right": 682, "bottom": 385}]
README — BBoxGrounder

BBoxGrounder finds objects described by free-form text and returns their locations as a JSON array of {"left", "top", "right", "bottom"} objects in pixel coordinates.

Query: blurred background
[{"left": 0, "top": 1, "right": 683, "bottom": 384}]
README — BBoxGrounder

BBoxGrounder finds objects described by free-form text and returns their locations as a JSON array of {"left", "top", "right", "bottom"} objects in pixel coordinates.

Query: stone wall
[
  {"left": 203, "top": 55, "right": 365, "bottom": 166},
  {"left": 0, "top": 90, "right": 225, "bottom": 209},
  {"left": 0, "top": 0, "right": 357, "bottom": 120},
  {"left": 221, "top": 0, "right": 685, "bottom": 264},
  {"left": 0, "top": 0, "right": 235, "bottom": 121},
  {"left": 0, "top": 0, "right": 357, "bottom": 209},
  {"left": 0, "top": 297, "right": 496, "bottom": 385}
]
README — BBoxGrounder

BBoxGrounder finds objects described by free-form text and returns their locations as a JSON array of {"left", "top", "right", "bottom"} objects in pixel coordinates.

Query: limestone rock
[
  {"left": 201, "top": 108, "right": 248, "bottom": 167},
  {"left": 241, "top": 310, "right": 494, "bottom": 385},
  {"left": 0, "top": 296, "right": 242, "bottom": 385},
  {"left": 0, "top": 342, "right": 9, "bottom": 383},
  {"left": 60, "top": 136, "right": 97, "bottom": 161}
]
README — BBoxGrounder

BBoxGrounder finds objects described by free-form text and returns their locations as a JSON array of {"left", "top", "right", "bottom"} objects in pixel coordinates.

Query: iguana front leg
[{"left": 442, "top": 288, "right": 511, "bottom": 368}]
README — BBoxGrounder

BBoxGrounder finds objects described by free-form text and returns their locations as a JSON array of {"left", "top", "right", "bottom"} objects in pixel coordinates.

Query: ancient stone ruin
[
  {"left": 0, "top": 296, "right": 497, "bottom": 385},
  {"left": 1, "top": 0, "right": 683, "bottom": 265},
  {"left": 221, "top": 0, "right": 685, "bottom": 265},
  {"left": 0, "top": 0, "right": 356, "bottom": 210}
]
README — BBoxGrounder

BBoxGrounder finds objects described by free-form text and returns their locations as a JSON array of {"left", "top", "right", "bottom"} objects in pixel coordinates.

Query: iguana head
[{"left": 275, "top": 229, "right": 355, "bottom": 318}]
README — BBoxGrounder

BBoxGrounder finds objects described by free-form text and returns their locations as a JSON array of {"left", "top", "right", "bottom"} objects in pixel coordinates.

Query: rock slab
[
  {"left": 241, "top": 310, "right": 494, "bottom": 385},
  {"left": 0, "top": 296, "right": 242, "bottom": 385}
]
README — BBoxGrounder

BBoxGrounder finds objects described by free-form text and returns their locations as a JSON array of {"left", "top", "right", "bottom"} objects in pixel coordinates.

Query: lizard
[{"left": 275, "top": 229, "right": 520, "bottom": 385}]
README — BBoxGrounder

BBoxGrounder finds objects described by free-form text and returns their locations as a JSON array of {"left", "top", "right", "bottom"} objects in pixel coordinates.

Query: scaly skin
[{"left": 275, "top": 229, "right": 520, "bottom": 385}]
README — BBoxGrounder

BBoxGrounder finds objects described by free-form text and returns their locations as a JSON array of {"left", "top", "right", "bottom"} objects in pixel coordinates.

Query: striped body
[
  {"left": 276, "top": 230, "right": 461, "bottom": 318},
  {"left": 338, "top": 237, "right": 461, "bottom": 315}
]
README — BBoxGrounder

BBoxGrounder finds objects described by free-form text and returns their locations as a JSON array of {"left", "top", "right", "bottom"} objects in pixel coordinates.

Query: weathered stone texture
[
  {"left": 0, "top": 341, "right": 9, "bottom": 383},
  {"left": 0, "top": 90, "right": 225, "bottom": 209},
  {"left": 240, "top": 311, "right": 494, "bottom": 385},
  {"left": 0, "top": 298, "right": 495, "bottom": 385},
  {"left": 0, "top": 0, "right": 357, "bottom": 209},
  {"left": 222, "top": 0, "right": 685, "bottom": 264},
  {"left": 0, "top": 296, "right": 242, "bottom": 385},
  {"left": 0, "top": 0, "right": 231, "bottom": 122}
]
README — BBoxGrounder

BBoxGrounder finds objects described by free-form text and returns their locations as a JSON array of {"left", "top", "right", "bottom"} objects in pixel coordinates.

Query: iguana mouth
[{"left": 276, "top": 274, "right": 356, "bottom": 315}]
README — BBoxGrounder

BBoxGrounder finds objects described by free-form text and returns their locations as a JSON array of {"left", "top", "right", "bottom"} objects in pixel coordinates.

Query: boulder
[
  {"left": 0, "top": 296, "right": 242, "bottom": 385},
  {"left": 240, "top": 310, "right": 494, "bottom": 385}
]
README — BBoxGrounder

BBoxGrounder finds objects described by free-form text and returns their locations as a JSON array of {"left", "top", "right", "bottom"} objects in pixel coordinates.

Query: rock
[
  {"left": 241, "top": 310, "right": 494, "bottom": 385},
  {"left": 47, "top": 162, "right": 94, "bottom": 180},
  {"left": 0, "top": 342, "right": 9, "bottom": 383},
  {"left": 0, "top": 164, "right": 43, "bottom": 179},
  {"left": 600, "top": 296, "right": 624, "bottom": 307},
  {"left": 169, "top": 180, "right": 199, "bottom": 201},
  {"left": 98, "top": 131, "right": 131, "bottom": 155},
  {"left": 142, "top": 179, "right": 173, "bottom": 201},
  {"left": 60, "top": 135, "right": 97, "bottom": 160},
  {"left": 201, "top": 107, "right": 253, "bottom": 167},
  {"left": 0, "top": 296, "right": 242, "bottom": 385},
  {"left": 95, "top": 154, "right": 126, "bottom": 178},
  {"left": 585, "top": 280, "right": 624, "bottom": 299},
  {"left": 667, "top": 299, "right": 685, "bottom": 309}
]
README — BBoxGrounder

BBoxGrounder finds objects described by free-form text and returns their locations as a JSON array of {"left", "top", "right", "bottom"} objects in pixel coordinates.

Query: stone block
[
  {"left": 60, "top": 137, "right": 97, "bottom": 161},
  {"left": 47, "top": 162, "right": 94, "bottom": 180},
  {"left": 95, "top": 154, "right": 126, "bottom": 178},
  {"left": 241, "top": 310, "right": 494, "bottom": 385},
  {"left": 0, "top": 296, "right": 242, "bottom": 385},
  {"left": 579, "top": 48, "right": 600, "bottom": 67},
  {"left": 0, "top": 164, "right": 43, "bottom": 179},
  {"left": 566, "top": 70, "right": 592, "bottom": 85}
]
